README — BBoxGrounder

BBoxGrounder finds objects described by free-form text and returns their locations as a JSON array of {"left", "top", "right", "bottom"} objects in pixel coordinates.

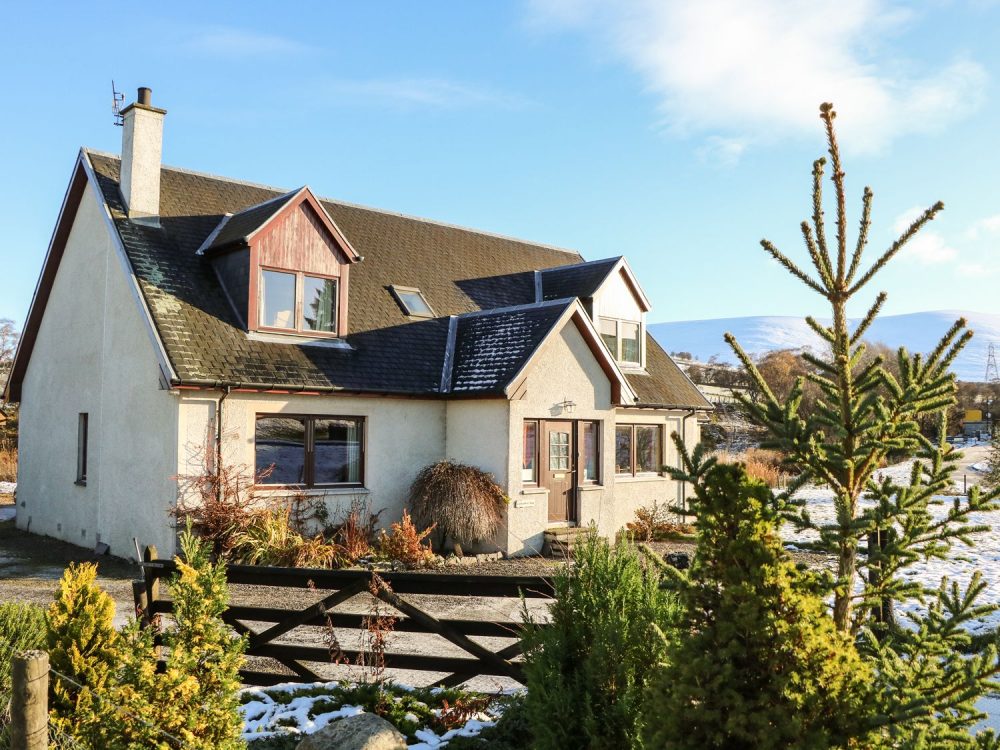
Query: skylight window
[{"left": 391, "top": 286, "right": 435, "bottom": 318}]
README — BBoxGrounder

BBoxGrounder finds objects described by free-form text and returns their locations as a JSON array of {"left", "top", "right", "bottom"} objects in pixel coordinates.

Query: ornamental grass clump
[
  {"left": 231, "top": 507, "right": 344, "bottom": 568},
  {"left": 409, "top": 460, "right": 506, "bottom": 552},
  {"left": 522, "top": 534, "right": 677, "bottom": 750}
]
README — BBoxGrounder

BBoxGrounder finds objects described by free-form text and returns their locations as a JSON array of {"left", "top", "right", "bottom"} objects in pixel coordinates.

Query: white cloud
[
  {"left": 965, "top": 215, "right": 1000, "bottom": 241},
  {"left": 526, "top": 0, "right": 987, "bottom": 157},
  {"left": 892, "top": 206, "right": 958, "bottom": 264},
  {"left": 321, "top": 78, "right": 529, "bottom": 110},
  {"left": 185, "top": 28, "right": 314, "bottom": 58}
]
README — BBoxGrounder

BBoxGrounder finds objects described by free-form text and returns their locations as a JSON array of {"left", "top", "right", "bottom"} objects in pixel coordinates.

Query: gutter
[{"left": 678, "top": 408, "right": 699, "bottom": 513}]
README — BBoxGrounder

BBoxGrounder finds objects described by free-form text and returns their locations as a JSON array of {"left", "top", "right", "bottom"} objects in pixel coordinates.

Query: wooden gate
[{"left": 135, "top": 546, "right": 555, "bottom": 688}]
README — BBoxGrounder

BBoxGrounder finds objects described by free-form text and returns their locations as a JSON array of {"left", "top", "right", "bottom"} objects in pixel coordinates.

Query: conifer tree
[
  {"left": 724, "top": 102, "right": 1000, "bottom": 744},
  {"left": 645, "top": 459, "right": 872, "bottom": 750},
  {"left": 46, "top": 562, "right": 121, "bottom": 745}
]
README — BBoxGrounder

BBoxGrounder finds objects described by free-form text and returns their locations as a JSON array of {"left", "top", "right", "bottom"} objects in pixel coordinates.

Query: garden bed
[{"left": 241, "top": 681, "right": 522, "bottom": 749}]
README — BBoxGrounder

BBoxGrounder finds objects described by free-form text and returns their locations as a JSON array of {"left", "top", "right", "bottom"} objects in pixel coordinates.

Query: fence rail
[{"left": 135, "top": 546, "right": 555, "bottom": 688}]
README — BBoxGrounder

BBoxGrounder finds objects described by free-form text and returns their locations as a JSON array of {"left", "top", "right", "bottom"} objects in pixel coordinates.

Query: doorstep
[{"left": 543, "top": 525, "right": 595, "bottom": 559}]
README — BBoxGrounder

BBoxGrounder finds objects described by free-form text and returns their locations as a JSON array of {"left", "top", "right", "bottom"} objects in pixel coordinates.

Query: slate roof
[
  {"left": 450, "top": 301, "right": 573, "bottom": 394},
  {"left": 202, "top": 188, "right": 300, "bottom": 253},
  {"left": 80, "top": 150, "right": 709, "bottom": 407},
  {"left": 541, "top": 258, "right": 620, "bottom": 301}
]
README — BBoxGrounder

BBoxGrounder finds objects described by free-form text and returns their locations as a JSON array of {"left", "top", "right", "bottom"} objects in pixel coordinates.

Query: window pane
[
  {"left": 549, "top": 431, "right": 570, "bottom": 471},
  {"left": 615, "top": 426, "right": 633, "bottom": 474},
  {"left": 302, "top": 276, "right": 338, "bottom": 333},
  {"left": 522, "top": 422, "right": 537, "bottom": 482},
  {"left": 314, "top": 418, "right": 363, "bottom": 485},
  {"left": 582, "top": 422, "right": 599, "bottom": 482},
  {"left": 398, "top": 290, "right": 433, "bottom": 316},
  {"left": 600, "top": 318, "right": 618, "bottom": 358},
  {"left": 260, "top": 270, "right": 296, "bottom": 329},
  {"left": 621, "top": 322, "right": 641, "bottom": 364},
  {"left": 636, "top": 425, "right": 662, "bottom": 473},
  {"left": 255, "top": 417, "right": 306, "bottom": 484}
]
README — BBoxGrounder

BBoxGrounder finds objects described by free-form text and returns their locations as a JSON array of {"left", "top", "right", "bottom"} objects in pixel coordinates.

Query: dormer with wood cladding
[{"left": 197, "top": 187, "right": 362, "bottom": 340}]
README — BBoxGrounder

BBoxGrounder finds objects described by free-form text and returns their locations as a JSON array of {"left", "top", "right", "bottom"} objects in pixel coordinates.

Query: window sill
[
  {"left": 615, "top": 474, "right": 667, "bottom": 483},
  {"left": 578, "top": 484, "right": 604, "bottom": 491},
  {"left": 248, "top": 330, "right": 352, "bottom": 349},
  {"left": 255, "top": 486, "right": 370, "bottom": 496},
  {"left": 520, "top": 487, "right": 548, "bottom": 495}
]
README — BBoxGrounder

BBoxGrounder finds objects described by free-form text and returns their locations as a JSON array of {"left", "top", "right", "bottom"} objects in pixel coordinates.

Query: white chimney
[{"left": 120, "top": 86, "right": 166, "bottom": 222}]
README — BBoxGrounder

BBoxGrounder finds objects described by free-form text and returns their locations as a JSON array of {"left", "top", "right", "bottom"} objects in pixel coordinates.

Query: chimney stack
[{"left": 120, "top": 86, "right": 166, "bottom": 223}]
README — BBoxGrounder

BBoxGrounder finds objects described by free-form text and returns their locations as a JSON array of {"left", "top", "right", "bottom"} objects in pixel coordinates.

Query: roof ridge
[
  {"left": 82, "top": 147, "right": 584, "bottom": 260},
  {"left": 456, "top": 297, "right": 576, "bottom": 320},
  {"left": 540, "top": 256, "right": 622, "bottom": 273}
]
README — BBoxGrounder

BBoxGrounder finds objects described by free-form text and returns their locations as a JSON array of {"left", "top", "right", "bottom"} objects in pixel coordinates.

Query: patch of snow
[{"left": 0, "top": 482, "right": 15, "bottom": 495}]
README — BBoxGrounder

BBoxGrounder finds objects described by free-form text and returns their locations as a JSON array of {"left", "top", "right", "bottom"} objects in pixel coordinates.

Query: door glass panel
[
  {"left": 255, "top": 416, "right": 306, "bottom": 484},
  {"left": 549, "top": 431, "right": 570, "bottom": 471},
  {"left": 522, "top": 422, "right": 538, "bottom": 482},
  {"left": 636, "top": 425, "right": 662, "bottom": 473},
  {"left": 259, "top": 270, "right": 296, "bottom": 329},
  {"left": 313, "top": 417, "right": 363, "bottom": 484},
  {"left": 582, "top": 422, "right": 598, "bottom": 482},
  {"left": 615, "top": 425, "right": 633, "bottom": 474}
]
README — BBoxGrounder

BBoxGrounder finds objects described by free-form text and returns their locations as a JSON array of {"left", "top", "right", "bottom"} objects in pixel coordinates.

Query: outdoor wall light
[{"left": 557, "top": 398, "right": 577, "bottom": 414}]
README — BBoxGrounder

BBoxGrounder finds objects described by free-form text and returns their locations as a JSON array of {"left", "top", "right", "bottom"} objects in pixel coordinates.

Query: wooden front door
[{"left": 542, "top": 420, "right": 576, "bottom": 522}]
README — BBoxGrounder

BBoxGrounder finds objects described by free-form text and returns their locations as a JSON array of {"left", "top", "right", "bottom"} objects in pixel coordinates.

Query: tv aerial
[{"left": 112, "top": 81, "right": 125, "bottom": 127}]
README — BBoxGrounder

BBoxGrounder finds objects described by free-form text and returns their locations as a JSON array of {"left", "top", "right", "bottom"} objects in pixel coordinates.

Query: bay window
[{"left": 255, "top": 414, "right": 364, "bottom": 487}]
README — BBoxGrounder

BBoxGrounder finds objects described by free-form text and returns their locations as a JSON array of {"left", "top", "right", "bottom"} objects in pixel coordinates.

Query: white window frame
[{"left": 599, "top": 317, "right": 644, "bottom": 368}]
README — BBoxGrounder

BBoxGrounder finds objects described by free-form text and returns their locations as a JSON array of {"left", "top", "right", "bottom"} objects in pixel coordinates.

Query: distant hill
[{"left": 650, "top": 310, "right": 1000, "bottom": 383}]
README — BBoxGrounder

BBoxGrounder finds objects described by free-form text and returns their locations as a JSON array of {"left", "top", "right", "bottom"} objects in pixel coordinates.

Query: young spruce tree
[
  {"left": 724, "top": 102, "right": 1000, "bottom": 744},
  {"left": 645, "top": 459, "right": 872, "bottom": 750}
]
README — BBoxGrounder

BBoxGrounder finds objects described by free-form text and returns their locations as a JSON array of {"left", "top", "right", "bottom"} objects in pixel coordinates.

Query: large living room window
[
  {"left": 615, "top": 424, "right": 663, "bottom": 476},
  {"left": 255, "top": 415, "right": 364, "bottom": 487},
  {"left": 599, "top": 317, "right": 642, "bottom": 367},
  {"left": 258, "top": 269, "right": 339, "bottom": 335}
]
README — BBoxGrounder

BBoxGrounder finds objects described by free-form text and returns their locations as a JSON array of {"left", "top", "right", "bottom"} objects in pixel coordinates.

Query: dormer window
[
  {"left": 198, "top": 186, "right": 361, "bottom": 339},
  {"left": 391, "top": 285, "right": 435, "bottom": 318},
  {"left": 600, "top": 317, "right": 642, "bottom": 367},
  {"left": 259, "top": 269, "right": 339, "bottom": 334}
]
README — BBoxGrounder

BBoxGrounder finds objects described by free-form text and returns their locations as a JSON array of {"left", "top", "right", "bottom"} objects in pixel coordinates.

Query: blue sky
[{"left": 2, "top": 0, "right": 999, "bottom": 330}]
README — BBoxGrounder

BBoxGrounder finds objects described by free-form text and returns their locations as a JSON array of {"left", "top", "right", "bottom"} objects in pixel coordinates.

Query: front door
[{"left": 542, "top": 420, "right": 576, "bottom": 522}]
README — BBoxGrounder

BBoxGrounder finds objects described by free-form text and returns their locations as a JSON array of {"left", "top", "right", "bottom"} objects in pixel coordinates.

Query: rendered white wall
[
  {"left": 120, "top": 105, "right": 164, "bottom": 220},
  {"left": 18, "top": 183, "right": 178, "bottom": 558},
  {"left": 177, "top": 391, "right": 447, "bottom": 534}
]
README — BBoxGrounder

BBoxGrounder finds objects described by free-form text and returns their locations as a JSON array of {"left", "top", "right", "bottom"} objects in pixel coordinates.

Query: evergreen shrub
[{"left": 522, "top": 534, "right": 676, "bottom": 750}]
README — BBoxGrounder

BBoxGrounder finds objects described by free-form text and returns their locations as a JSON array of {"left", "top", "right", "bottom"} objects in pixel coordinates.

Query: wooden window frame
[
  {"left": 522, "top": 419, "right": 602, "bottom": 487},
  {"left": 254, "top": 414, "right": 365, "bottom": 489},
  {"left": 615, "top": 423, "right": 664, "bottom": 477},
  {"left": 257, "top": 266, "right": 341, "bottom": 339},
  {"left": 76, "top": 412, "right": 88, "bottom": 486}
]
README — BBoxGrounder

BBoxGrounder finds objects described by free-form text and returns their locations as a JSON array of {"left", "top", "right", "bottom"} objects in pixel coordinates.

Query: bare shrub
[
  {"left": 409, "top": 460, "right": 506, "bottom": 550},
  {"left": 624, "top": 499, "right": 695, "bottom": 542},
  {"left": 329, "top": 497, "right": 379, "bottom": 560},
  {"left": 376, "top": 510, "right": 435, "bottom": 568},
  {"left": 0, "top": 438, "right": 15, "bottom": 484}
]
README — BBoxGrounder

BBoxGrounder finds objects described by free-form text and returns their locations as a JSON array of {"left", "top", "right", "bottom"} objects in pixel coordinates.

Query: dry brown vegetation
[
  {"left": 376, "top": 510, "right": 436, "bottom": 568},
  {"left": 0, "top": 439, "right": 15, "bottom": 484},
  {"left": 624, "top": 499, "right": 695, "bottom": 542},
  {"left": 715, "top": 447, "right": 792, "bottom": 488},
  {"left": 409, "top": 460, "right": 506, "bottom": 552}
]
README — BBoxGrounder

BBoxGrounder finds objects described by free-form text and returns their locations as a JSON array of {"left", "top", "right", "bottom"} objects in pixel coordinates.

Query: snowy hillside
[{"left": 651, "top": 310, "right": 1000, "bottom": 382}]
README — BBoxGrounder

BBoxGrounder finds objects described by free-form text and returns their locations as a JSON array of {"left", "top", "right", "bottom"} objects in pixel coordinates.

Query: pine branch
[
  {"left": 801, "top": 221, "right": 835, "bottom": 291},
  {"left": 850, "top": 291, "right": 887, "bottom": 345},
  {"left": 805, "top": 315, "right": 835, "bottom": 344},
  {"left": 848, "top": 201, "right": 945, "bottom": 295},
  {"left": 847, "top": 186, "right": 874, "bottom": 284},
  {"left": 819, "top": 103, "right": 849, "bottom": 284},
  {"left": 760, "top": 239, "right": 827, "bottom": 295}
]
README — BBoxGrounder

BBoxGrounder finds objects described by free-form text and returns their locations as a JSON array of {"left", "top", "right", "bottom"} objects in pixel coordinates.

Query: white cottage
[{"left": 4, "top": 88, "right": 711, "bottom": 559}]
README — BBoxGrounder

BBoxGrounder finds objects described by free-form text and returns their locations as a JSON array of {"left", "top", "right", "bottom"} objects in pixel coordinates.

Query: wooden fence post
[{"left": 10, "top": 650, "right": 48, "bottom": 750}]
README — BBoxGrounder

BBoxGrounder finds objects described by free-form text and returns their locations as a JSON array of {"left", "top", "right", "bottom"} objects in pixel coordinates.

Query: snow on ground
[
  {"left": 783, "top": 459, "right": 1000, "bottom": 635},
  {"left": 0, "top": 482, "right": 15, "bottom": 495},
  {"left": 239, "top": 681, "right": 505, "bottom": 748}
]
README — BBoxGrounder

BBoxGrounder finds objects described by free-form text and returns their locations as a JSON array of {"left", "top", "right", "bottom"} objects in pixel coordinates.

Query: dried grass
[
  {"left": 715, "top": 448, "right": 791, "bottom": 488},
  {"left": 231, "top": 507, "right": 345, "bottom": 568},
  {"left": 0, "top": 439, "right": 16, "bottom": 484},
  {"left": 624, "top": 499, "right": 695, "bottom": 542},
  {"left": 409, "top": 460, "right": 506, "bottom": 549}
]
